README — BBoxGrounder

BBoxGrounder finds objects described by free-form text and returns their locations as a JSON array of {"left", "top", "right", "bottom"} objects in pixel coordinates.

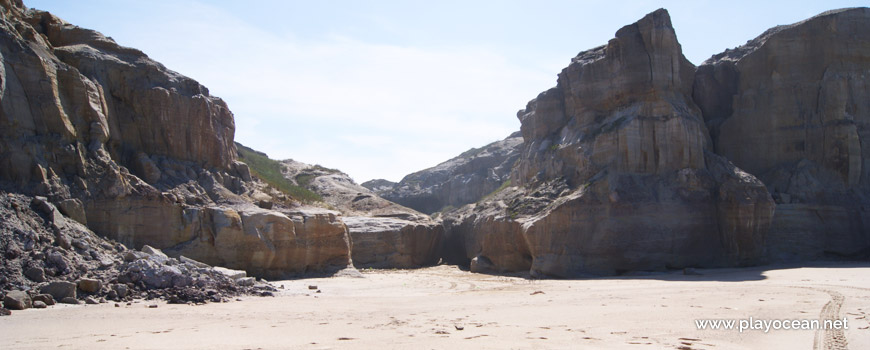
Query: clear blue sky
[{"left": 26, "top": 0, "right": 869, "bottom": 182}]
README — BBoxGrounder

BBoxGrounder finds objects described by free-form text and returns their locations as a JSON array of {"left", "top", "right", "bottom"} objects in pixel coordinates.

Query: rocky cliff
[
  {"left": 443, "top": 9, "right": 775, "bottom": 277},
  {"left": 367, "top": 132, "right": 523, "bottom": 214},
  {"left": 281, "top": 160, "right": 443, "bottom": 268},
  {"left": 0, "top": 0, "right": 351, "bottom": 279},
  {"left": 0, "top": 191, "right": 276, "bottom": 308},
  {"left": 694, "top": 7, "right": 870, "bottom": 260}
]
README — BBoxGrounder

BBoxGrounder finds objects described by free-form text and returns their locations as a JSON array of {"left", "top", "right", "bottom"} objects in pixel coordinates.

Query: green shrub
[
  {"left": 235, "top": 143, "right": 323, "bottom": 203},
  {"left": 480, "top": 179, "right": 512, "bottom": 202}
]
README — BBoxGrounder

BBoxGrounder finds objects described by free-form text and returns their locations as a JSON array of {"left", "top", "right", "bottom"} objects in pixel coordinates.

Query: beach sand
[{"left": 1, "top": 262, "right": 868, "bottom": 349}]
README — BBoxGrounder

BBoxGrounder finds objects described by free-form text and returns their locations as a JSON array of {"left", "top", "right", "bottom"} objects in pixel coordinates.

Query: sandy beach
[{"left": 1, "top": 262, "right": 868, "bottom": 349}]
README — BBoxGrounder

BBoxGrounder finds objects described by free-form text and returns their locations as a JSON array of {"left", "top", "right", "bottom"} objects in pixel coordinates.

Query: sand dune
[{"left": 1, "top": 262, "right": 869, "bottom": 349}]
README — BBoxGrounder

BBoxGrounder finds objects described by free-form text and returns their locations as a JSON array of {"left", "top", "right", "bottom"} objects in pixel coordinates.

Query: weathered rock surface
[
  {"left": 281, "top": 160, "right": 443, "bottom": 268},
  {"left": 163, "top": 205, "right": 352, "bottom": 278},
  {"left": 0, "top": 0, "right": 352, "bottom": 280},
  {"left": 344, "top": 217, "right": 443, "bottom": 268},
  {"left": 694, "top": 8, "right": 870, "bottom": 260},
  {"left": 444, "top": 9, "right": 775, "bottom": 277},
  {"left": 369, "top": 132, "right": 523, "bottom": 214},
  {"left": 359, "top": 179, "right": 396, "bottom": 194},
  {"left": 3, "top": 290, "right": 31, "bottom": 310},
  {"left": 31, "top": 294, "right": 54, "bottom": 306},
  {"left": 0, "top": 190, "right": 275, "bottom": 304},
  {"left": 39, "top": 282, "right": 77, "bottom": 301},
  {"left": 76, "top": 278, "right": 101, "bottom": 293}
]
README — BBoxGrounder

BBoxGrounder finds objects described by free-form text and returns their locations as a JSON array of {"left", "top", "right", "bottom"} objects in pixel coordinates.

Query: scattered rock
[
  {"left": 60, "top": 297, "right": 80, "bottom": 305},
  {"left": 40, "top": 281, "right": 77, "bottom": 301},
  {"left": 140, "top": 245, "right": 169, "bottom": 260},
  {"left": 32, "top": 294, "right": 55, "bottom": 306},
  {"left": 179, "top": 256, "right": 210, "bottom": 268},
  {"left": 213, "top": 267, "right": 246, "bottom": 280},
  {"left": 77, "top": 278, "right": 103, "bottom": 293},
  {"left": 455, "top": 325, "right": 465, "bottom": 331},
  {"left": 32, "top": 300, "right": 47, "bottom": 309},
  {"left": 71, "top": 238, "right": 89, "bottom": 251},
  {"left": 530, "top": 291, "right": 545, "bottom": 295},
  {"left": 308, "top": 285, "right": 318, "bottom": 290},
  {"left": 85, "top": 297, "right": 99, "bottom": 305},
  {"left": 3, "top": 291, "right": 32, "bottom": 310},
  {"left": 111, "top": 284, "right": 128, "bottom": 299},
  {"left": 23, "top": 267, "right": 45, "bottom": 283},
  {"left": 236, "top": 277, "right": 255, "bottom": 287},
  {"left": 148, "top": 304, "right": 158, "bottom": 308},
  {"left": 56, "top": 199, "right": 87, "bottom": 226},
  {"left": 0, "top": 308, "right": 10, "bottom": 316}
]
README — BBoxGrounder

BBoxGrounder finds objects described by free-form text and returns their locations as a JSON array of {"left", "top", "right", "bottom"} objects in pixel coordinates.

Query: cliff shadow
[{"left": 454, "top": 260, "right": 870, "bottom": 283}]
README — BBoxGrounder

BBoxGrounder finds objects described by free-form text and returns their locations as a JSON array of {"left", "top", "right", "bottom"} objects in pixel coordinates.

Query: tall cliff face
[
  {"left": 515, "top": 10, "right": 703, "bottom": 186},
  {"left": 0, "top": 1, "right": 352, "bottom": 278},
  {"left": 369, "top": 132, "right": 523, "bottom": 214},
  {"left": 445, "top": 9, "right": 775, "bottom": 277},
  {"left": 694, "top": 8, "right": 870, "bottom": 260},
  {"left": 0, "top": 3, "right": 235, "bottom": 190}
]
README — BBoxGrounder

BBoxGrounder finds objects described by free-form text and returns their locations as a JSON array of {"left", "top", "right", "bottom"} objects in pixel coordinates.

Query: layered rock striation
[
  {"left": 445, "top": 9, "right": 776, "bottom": 277},
  {"left": 0, "top": 0, "right": 351, "bottom": 279},
  {"left": 0, "top": 191, "right": 272, "bottom": 308},
  {"left": 281, "top": 160, "right": 443, "bottom": 268},
  {"left": 694, "top": 8, "right": 870, "bottom": 260}
]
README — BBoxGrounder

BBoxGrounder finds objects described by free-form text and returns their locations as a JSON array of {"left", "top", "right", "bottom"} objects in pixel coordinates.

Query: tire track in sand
[{"left": 802, "top": 288, "right": 849, "bottom": 350}]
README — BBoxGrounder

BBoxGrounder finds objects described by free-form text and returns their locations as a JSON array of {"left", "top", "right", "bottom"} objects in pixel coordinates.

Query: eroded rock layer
[
  {"left": 281, "top": 160, "right": 443, "bottom": 268},
  {"left": 445, "top": 9, "right": 775, "bottom": 277},
  {"left": 694, "top": 8, "right": 870, "bottom": 260},
  {"left": 0, "top": 1, "right": 351, "bottom": 279}
]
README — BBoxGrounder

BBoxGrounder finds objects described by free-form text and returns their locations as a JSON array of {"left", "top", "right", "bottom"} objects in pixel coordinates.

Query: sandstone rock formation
[
  {"left": 444, "top": 9, "right": 775, "bottom": 277},
  {"left": 281, "top": 160, "right": 443, "bottom": 268},
  {"left": 694, "top": 8, "right": 870, "bottom": 260},
  {"left": 0, "top": 0, "right": 351, "bottom": 279},
  {"left": 369, "top": 132, "right": 523, "bottom": 214},
  {"left": 0, "top": 191, "right": 270, "bottom": 306}
]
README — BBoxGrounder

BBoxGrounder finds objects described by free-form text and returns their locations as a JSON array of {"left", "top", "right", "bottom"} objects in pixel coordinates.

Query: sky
[{"left": 26, "top": 0, "right": 869, "bottom": 183}]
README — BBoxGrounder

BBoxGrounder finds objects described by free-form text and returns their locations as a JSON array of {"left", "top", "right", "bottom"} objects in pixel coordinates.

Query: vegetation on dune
[{"left": 235, "top": 142, "right": 323, "bottom": 203}]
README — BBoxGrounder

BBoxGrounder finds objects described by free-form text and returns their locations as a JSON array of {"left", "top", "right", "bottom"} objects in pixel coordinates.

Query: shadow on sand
[{"left": 444, "top": 260, "right": 870, "bottom": 283}]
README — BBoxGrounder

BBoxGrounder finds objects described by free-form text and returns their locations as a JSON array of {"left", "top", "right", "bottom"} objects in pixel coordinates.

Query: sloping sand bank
[{"left": 2, "top": 262, "right": 868, "bottom": 349}]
